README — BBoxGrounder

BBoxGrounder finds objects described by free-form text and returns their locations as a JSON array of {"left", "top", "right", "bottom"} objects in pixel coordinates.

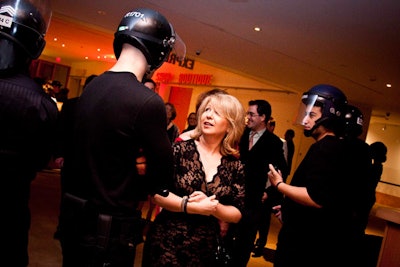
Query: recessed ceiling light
[
  {"left": 386, "top": 84, "right": 392, "bottom": 88},
  {"left": 53, "top": 37, "right": 58, "bottom": 41},
  {"left": 254, "top": 27, "right": 261, "bottom": 32}
]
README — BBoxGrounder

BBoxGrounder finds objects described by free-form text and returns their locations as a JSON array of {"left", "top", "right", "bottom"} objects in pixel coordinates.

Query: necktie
[{"left": 249, "top": 131, "right": 256, "bottom": 150}]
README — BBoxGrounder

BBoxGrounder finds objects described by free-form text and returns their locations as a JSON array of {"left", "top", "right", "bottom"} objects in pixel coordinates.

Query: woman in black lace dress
[{"left": 142, "top": 93, "right": 246, "bottom": 267}]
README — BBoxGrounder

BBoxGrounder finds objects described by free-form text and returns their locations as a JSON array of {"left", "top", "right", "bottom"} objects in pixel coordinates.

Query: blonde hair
[{"left": 192, "top": 94, "right": 245, "bottom": 157}]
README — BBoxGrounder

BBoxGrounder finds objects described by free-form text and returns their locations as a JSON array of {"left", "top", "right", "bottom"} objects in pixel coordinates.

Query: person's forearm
[
  {"left": 277, "top": 183, "right": 321, "bottom": 208},
  {"left": 212, "top": 203, "right": 242, "bottom": 223},
  {"left": 152, "top": 192, "right": 183, "bottom": 212}
]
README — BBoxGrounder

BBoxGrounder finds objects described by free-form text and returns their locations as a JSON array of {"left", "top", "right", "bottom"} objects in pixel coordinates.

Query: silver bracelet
[{"left": 181, "top": 196, "right": 188, "bottom": 213}]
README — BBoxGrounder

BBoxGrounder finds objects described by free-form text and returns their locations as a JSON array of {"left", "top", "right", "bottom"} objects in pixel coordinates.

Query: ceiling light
[
  {"left": 386, "top": 84, "right": 392, "bottom": 88},
  {"left": 254, "top": 27, "right": 261, "bottom": 32}
]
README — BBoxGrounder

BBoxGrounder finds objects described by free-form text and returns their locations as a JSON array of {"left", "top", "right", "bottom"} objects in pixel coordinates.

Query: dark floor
[{"left": 28, "top": 170, "right": 386, "bottom": 267}]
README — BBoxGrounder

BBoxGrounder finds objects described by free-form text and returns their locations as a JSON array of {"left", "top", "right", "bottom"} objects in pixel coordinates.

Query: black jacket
[{"left": 239, "top": 127, "right": 288, "bottom": 208}]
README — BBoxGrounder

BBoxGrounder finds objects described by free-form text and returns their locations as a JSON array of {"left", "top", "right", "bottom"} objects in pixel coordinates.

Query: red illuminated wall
[{"left": 168, "top": 86, "right": 193, "bottom": 132}]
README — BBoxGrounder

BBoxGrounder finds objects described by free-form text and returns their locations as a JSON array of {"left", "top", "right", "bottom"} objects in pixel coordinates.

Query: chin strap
[{"left": 303, "top": 117, "right": 329, "bottom": 137}]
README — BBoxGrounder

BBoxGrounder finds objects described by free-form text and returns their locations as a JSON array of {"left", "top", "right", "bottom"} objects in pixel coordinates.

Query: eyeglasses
[{"left": 246, "top": 112, "right": 260, "bottom": 117}]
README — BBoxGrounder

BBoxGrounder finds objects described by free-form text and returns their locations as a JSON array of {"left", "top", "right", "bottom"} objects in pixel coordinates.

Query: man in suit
[
  {"left": 251, "top": 117, "right": 289, "bottom": 257},
  {"left": 231, "top": 99, "right": 288, "bottom": 266}
]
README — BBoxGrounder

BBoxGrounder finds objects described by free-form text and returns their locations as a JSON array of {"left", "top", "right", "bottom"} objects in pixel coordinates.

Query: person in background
[
  {"left": 368, "top": 141, "right": 387, "bottom": 211},
  {"left": 0, "top": 1, "right": 57, "bottom": 266},
  {"left": 176, "top": 88, "right": 228, "bottom": 142},
  {"left": 43, "top": 80, "right": 58, "bottom": 103},
  {"left": 165, "top": 102, "right": 180, "bottom": 144},
  {"left": 252, "top": 117, "right": 288, "bottom": 258},
  {"left": 56, "top": 87, "right": 69, "bottom": 102},
  {"left": 182, "top": 112, "right": 197, "bottom": 133},
  {"left": 232, "top": 99, "right": 288, "bottom": 266},
  {"left": 48, "top": 80, "right": 62, "bottom": 106},
  {"left": 53, "top": 74, "right": 98, "bottom": 240},
  {"left": 267, "top": 118, "right": 288, "bottom": 163},
  {"left": 142, "top": 93, "right": 246, "bottom": 266},
  {"left": 52, "top": 80, "right": 62, "bottom": 96},
  {"left": 268, "top": 84, "right": 356, "bottom": 266},
  {"left": 341, "top": 104, "right": 374, "bottom": 266},
  {"left": 142, "top": 77, "right": 157, "bottom": 92},
  {"left": 58, "top": 7, "right": 186, "bottom": 267},
  {"left": 284, "top": 129, "right": 295, "bottom": 175}
]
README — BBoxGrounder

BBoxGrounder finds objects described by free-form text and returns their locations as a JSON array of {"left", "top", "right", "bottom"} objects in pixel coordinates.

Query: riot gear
[{"left": 113, "top": 7, "right": 186, "bottom": 71}]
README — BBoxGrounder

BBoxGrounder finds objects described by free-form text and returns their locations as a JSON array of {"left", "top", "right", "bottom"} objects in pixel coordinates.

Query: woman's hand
[
  {"left": 187, "top": 194, "right": 218, "bottom": 216},
  {"left": 188, "top": 191, "right": 208, "bottom": 202}
]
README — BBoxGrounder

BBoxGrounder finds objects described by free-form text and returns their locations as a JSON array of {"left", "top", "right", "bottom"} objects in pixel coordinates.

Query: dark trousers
[
  {"left": 230, "top": 207, "right": 261, "bottom": 267},
  {"left": 1, "top": 168, "right": 35, "bottom": 267},
  {"left": 61, "top": 232, "right": 137, "bottom": 267},
  {"left": 59, "top": 194, "right": 144, "bottom": 267},
  {"left": 255, "top": 198, "right": 273, "bottom": 247}
]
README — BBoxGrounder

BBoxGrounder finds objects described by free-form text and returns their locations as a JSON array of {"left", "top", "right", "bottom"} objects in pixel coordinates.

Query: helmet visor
[
  {"left": 171, "top": 31, "right": 186, "bottom": 61},
  {"left": 294, "top": 94, "right": 322, "bottom": 127},
  {"left": 28, "top": 0, "right": 52, "bottom": 33}
]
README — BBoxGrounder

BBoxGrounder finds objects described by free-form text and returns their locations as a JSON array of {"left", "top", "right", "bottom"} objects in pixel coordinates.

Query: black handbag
[{"left": 215, "top": 234, "right": 232, "bottom": 266}]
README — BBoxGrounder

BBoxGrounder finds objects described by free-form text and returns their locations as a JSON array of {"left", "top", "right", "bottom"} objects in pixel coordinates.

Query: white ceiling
[{"left": 46, "top": 0, "right": 400, "bottom": 124}]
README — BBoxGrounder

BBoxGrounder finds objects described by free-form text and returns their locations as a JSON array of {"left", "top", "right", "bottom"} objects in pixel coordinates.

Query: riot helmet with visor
[{"left": 294, "top": 84, "right": 348, "bottom": 137}]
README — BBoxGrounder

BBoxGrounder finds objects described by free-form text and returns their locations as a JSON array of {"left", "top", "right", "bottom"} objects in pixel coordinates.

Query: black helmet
[
  {"left": 0, "top": 0, "right": 51, "bottom": 59},
  {"left": 343, "top": 104, "right": 364, "bottom": 138},
  {"left": 295, "top": 84, "right": 348, "bottom": 137},
  {"left": 113, "top": 7, "right": 186, "bottom": 71}
]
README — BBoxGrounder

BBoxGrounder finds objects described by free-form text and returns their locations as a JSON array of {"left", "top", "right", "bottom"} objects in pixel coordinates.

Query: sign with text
[{"left": 167, "top": 53, "right": 195, "bottom": 70}]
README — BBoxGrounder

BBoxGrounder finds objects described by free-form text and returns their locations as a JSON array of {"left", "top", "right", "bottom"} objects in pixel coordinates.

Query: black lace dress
[{"left": 142, "top": 139, "right": 245, "bottom": 267}]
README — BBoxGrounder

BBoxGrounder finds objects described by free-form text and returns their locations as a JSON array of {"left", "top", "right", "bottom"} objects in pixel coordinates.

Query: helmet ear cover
[{"left": 343, "top": 105, "right": 364, "bottom": 138}]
